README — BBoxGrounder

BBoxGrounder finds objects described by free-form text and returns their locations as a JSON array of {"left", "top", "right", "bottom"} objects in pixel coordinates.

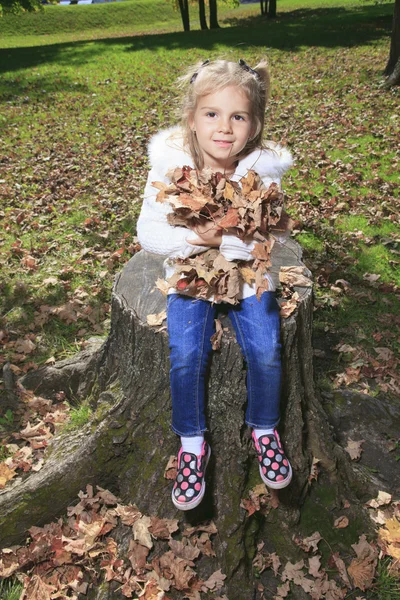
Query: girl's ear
[{"left": 188, "top": 114, "right": 195, "bottom": 131}]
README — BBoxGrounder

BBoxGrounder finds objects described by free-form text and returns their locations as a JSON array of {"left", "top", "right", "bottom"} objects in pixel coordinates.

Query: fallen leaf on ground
[
  {"left": 0, "top": 463, "right": 17, "bottom": 488},
  {"left": 366, "top": 491, "right": 392, "bottom": 509},
  {"left": 164, "top": 456, "right": 178, "bottom": 480},
  {"left": 345, "top": 439, "right": 365, "bottom": 460},
  {"left": 132, "top": 515, "right": 153, "bottom": 550},
  {"left": 334, "top": 516, "right": 349, "bottom": 529},
  {"left": 147, "top": 311, "right": 167, "bottom": 327},
  {"left": 201, "top": 569, "right": 226, "bottom": 592},
  {"left": 347, "top": 535, "right": 378, "bottom": 591}
]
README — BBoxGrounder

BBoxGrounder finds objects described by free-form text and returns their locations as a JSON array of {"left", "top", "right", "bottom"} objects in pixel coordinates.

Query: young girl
[{"left": 137, "top": 58, "right": 293, "bottom": 511}]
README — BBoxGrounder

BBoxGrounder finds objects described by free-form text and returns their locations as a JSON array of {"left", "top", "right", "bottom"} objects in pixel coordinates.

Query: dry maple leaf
[
  {"left": 334, "top": 516, "right": 349, "bottom": 529},
  {"left": 164, "top": 456, "right": 178, "bottom": 480},
  {"left": 279, "top": 266, "right": 313, "bottom": 288},
  {"left": 308, "top": 555, "right": 324, "bottom": 579},
  {"left": 330, "top": 552, "right": 352, "bottom": 588},
  {"left": 149, "top": 517, "right": 179, "bottom": 540},
  {"left": 293, "top": 531, "right": 322, "bottom": 553},
  {"left": 378, "top": 517, "right": 400, "bottom": 561},
  {"left": 366, "top": 491, "right": 392, "bottom": 509},
  {"left": 20, "top": 574, "right": 57, "bottom": 600},
  {"left": 201, "top": 568, "right": 226, "bottom": 592},
  {"left": 273, "top": 581, "right": 290, "bottom": 599},
  {"left": 147, "top": 311, "right": 167, "bottom": 327},
  {"left": 347, "top": 535, "right": 378, "bottom": 591},
  {"left": 0, "top": 462, "right": 17, "bottom": 489},
  {"left": 132, "top": 515, "right": 153, "bottom": 550},
  {"left": 345, "top": 439, "right": 365, "bottom": 461},
  {"left": 210, "top": 318, "right": 223, "bottom": 351},
  {"left": 169, "top": 539, "right": 200, "bottom": 565},
  {"left": 153, "top": 168, "right": 289, "bottom": 304},
  {"left": 308, "top": 457, "right": 320, "bottom": 484}
]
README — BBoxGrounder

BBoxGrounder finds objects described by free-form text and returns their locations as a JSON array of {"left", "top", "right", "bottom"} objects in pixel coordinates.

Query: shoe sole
[
  {"left": 259, "top": 462, "right": 293, "bottom": 490},
  {"left": 172, "top": 445, "right": 211, "bottom": 511}
]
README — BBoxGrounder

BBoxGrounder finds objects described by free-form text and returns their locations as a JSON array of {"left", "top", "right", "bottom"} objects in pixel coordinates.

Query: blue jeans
[{"left": 166, "top": 293, "right": 282, "bottom": 436}]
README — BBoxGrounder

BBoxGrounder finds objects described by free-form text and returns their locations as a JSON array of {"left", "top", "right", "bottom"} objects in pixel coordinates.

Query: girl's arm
[{"left": 137, "top": 169, "right": 208, "bottom": 258}]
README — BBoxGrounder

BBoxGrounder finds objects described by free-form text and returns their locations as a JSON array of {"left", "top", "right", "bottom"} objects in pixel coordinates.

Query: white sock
[
  {"left": 180, "top": 435, "right": 204, "bottom": 456},
  {"left": 253, "top": 428, "right": 275, "bottom": 439}
]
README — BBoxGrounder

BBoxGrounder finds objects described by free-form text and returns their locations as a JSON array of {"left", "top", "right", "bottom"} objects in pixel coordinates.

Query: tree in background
[
  {"left": 384, "top": 0, "right": 400, "bottom": 87},
  {"left": 259, "top": 0, "right": 277, "bottom": 19},
  {"left": 175, "top": 0, "right": 220, "bottom": 31},
  {"left": 199, "top": 0, "right": 208, "bottom": 29},
  {"left": 209, "top": 0, "right": 219, "bottom": 27},
  {"left": 0, "top": 0, "right": 41, "bottom": 15},
  {"left": 177, "top": 0, "right": 190, "bottom": 31}
]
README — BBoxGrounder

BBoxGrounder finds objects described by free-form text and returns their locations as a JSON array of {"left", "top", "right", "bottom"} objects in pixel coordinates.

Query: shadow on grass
[{"left": 0, "top": 3, "right": 392, "bottom": 78}]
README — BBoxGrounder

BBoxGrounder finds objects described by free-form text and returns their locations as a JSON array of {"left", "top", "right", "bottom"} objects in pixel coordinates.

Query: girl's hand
[{"left": 187, "top": 218, "right": 223, "bottom": 247}]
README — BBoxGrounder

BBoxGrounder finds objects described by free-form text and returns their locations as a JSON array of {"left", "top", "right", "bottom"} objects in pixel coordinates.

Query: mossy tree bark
[
  {"left": 1, "top": 241, "right": 393, "bottom": 599},
  {"left": 384, "top": 0, "right": 400, "bottom": 86}
]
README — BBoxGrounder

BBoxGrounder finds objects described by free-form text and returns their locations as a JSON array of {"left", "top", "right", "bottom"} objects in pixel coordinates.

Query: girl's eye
[
  {"left": 206, "top": 111, "right": 217, "bottom": 118},
  {"left": 234, "top": 115, "right": 245, "bottom": 121}
]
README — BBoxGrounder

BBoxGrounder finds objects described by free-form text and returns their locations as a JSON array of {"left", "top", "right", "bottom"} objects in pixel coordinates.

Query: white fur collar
[{"left": 148, "top": 126, "right": 293, "bottom": 180}]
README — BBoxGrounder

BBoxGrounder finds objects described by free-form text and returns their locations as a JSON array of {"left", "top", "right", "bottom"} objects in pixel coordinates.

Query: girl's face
[{"left": 189, "top": 85, "right": 254, "bottom": 172}]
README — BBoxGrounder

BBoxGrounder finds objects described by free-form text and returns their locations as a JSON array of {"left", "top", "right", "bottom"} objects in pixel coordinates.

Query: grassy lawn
[{"left": 0, "top": 0, "right": 399, "bottom": 400}]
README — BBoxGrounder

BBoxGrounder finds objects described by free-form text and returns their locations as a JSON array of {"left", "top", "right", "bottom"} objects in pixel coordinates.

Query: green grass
[
  {"left": 63, "top": 401, "right": 92, "bottom": 430},
  {"left": 367, "top": 559, "right": 400, "bottom": 600},
  {"left": 0, "top": 579, "right": 23, "bottom": 600}
]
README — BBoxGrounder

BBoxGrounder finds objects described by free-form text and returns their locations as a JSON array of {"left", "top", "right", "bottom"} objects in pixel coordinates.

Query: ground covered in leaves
[{"left": 0, "top": 0, "right": 399, "bottom": 597}]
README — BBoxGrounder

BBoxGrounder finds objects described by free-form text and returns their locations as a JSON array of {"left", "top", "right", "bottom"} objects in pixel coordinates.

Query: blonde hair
[{"left": 179, "top": 59, "right": 270, "bottom": 171}]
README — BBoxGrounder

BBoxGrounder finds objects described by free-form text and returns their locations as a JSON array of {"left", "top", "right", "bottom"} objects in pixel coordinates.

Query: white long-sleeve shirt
[{"left": 137, "top": 127, "right": 293, "bottom": 299}]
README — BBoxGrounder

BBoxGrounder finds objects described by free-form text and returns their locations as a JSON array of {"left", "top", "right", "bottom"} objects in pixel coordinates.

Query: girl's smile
[{"left": 189, "top": 86, "right": 254, "bottom": 173}]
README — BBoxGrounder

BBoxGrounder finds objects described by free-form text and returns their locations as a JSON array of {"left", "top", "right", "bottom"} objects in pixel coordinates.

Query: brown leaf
[
  {"left": 294, "top": 531, "right": 322, "bottom": 553},
  {"left": 201, "top": 569, "right": 226, "bottom": 592},
  {"left": 273, "top": 581, "right": 290, "bottom": 599},
  {"left": 331, "top": 552, "right": 352, "bottom": 588},
  {"left": 147, "top": 311, "right": 167, "bottom": 327},
  {"left": 348, "top": 535, "right": 378, "bottom": 591},
  {"left": 183, "top": 521, "right": 218, "bottom": 537},
  {"left": 279, "top": 266, "right": 313, "bottom": 287},
  {"left": 334, "top": 516, "right": 349, "bottom": 529},
  {"left": 345, "top": 439, "right": 365, "bottom": 461},
  {"left": 149, "top": 517, "right": 179, "bottom": 540},
  {"left": 168, "top": 539, "right": 200, "bottom": 565},
  {"left": 128, "top": 540, "right": 150, "bottom": 571},
  {"left": 218, "top": 208, "right": 239, "bottom": 229},
  {"left": 137, "top": 578, "right": 166, "bottom": 599},
  {"left": 20, "top": 575, "right": 56, "bottom": 600},
  {"left": 164, "top": 455, "right": 178, "bottom": 480},
  {"left": 114, "top": 504, "right": 141, "bottom": 526},
  {"left": 308, "top": 555, "right": 323, "bottom": 578},
  {"left": 366, "top": 491, "right": 392, "bottom": 509},
  {"left": 210, "top": 318, "right": 223, "bottom": 351},
  {"left": 308, "top": 457, "right": 320, "bottom": 484},
  {"left": 0, "top": 463, "right": 17, "bottom": 489},
  {"left": 132, "top": 515, "right": 153, "bottom": 550}
]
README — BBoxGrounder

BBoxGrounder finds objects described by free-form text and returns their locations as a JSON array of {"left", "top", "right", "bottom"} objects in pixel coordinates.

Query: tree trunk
[
  {"left": 177, "top": 0, "right": 190, "bottom": 31},
  {"left": 2, "top": 241, "right": 397, "bottom": 598},
  {"left": 268, "top": 0, "right": 277, "bottom": 19},
  {"left": 198, "top": 0, "right": 208, "bottom": 30},
  {"left": 384, "top": 0, "right": 400, "bottom": 84},
  {"left": 209, "top": 0, "right": 219, "bottom": 29}
]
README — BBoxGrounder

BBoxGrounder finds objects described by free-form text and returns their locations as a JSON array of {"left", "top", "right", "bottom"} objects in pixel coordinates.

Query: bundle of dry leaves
[{"left": 153, "top": 166, "right": 291, "bottom": 304}]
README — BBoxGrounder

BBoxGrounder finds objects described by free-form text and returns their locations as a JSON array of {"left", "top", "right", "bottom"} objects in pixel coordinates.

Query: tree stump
[{"left": 0, "top": 240, "right": 384, "bottom": 599}]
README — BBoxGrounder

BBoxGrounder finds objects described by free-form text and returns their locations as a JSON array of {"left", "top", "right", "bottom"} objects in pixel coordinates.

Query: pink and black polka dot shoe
[
  {"left": 252, "top": 430, "right": 292, "bottom": 489},
  {"left": 172, "top": 441, "right": 211, "bottom": 511}
]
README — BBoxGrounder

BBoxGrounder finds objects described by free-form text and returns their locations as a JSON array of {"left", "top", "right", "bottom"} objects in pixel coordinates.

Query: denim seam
[
  {"left": 192, "top": 301, "right": 212, "bottom": 434},
  {"left": 230, "top": 310, "right": 255, "bottom": 425}
]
